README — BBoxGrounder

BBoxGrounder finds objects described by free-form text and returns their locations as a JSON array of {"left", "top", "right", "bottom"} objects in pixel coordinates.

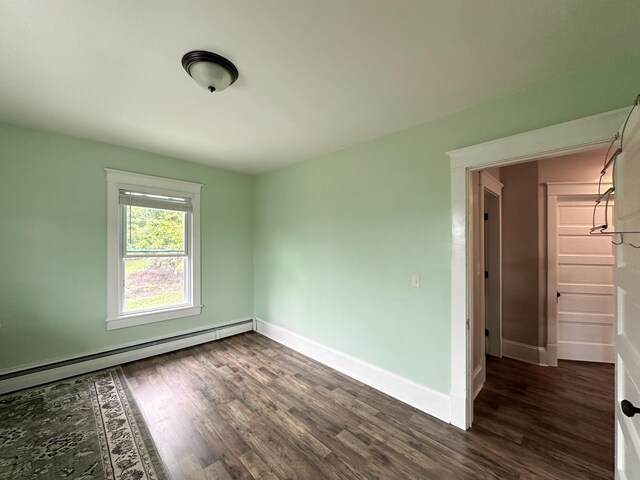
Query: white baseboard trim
[
  {"left": 255, "top": 318, "right": 451, "bottom": 424},
  {"left": 502, "top": 339, "right": 548, "bottom": 366},
  {"left": 472, "top": 364, "right": 485, "bottom": 399},
  {"left": 558, "top": 342, "right": 615, "bottom": 363},
  {"left": 0, "top": 319, "right": 253, "bottom": 395}
]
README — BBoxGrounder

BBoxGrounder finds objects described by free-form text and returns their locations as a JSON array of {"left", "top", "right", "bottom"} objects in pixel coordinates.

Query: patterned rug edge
[{"left": 0, "top": 366, "right": 171, "bottom": 480}]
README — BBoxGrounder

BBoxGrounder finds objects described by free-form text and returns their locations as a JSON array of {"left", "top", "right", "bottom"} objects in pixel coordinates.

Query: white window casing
[{"left": 105, "top": 169, "right": 202, "bottom": 330}]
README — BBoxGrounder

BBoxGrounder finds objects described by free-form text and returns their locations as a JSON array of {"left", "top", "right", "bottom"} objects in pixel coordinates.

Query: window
[{"left": 106, "top": 169, "right": 202, "bottom": 330}]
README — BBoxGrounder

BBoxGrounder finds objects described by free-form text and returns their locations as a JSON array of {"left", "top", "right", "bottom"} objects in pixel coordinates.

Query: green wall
[
  {"left": 0, "top": 123, "right": 254, "bottom": 371},
  {"left": 253, "top": 52, "right": 640, "bottom": 394}
]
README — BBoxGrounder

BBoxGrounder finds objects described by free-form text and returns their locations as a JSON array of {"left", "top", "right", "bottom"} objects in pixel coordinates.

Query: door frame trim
[
  {"left": 447, "top": 107, "right": 628, "bottom": 430},
  {"left": 546, "top": 182, "right": 614, "bottom": 366}
]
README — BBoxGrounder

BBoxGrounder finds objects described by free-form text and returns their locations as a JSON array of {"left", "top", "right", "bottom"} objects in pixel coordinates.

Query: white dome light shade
[
  {"left": 189, "top": 61, "right": 233, "bottom": 92},
  {"left": 182, "top": 51, "right": 239, "bottom": 93}
]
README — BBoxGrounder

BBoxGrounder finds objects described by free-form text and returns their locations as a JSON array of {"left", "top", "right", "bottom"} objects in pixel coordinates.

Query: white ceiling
[{"left": 1, "top": 1, "right": 639, "bottom": 173}]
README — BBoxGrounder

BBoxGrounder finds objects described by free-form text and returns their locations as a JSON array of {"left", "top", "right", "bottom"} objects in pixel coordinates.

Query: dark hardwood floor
[
  {"left": 122, "top": 333, "right": 614, "bottom": 479},
  {"left": 475, "top": 356, "right": 614, "bottom": 479}
]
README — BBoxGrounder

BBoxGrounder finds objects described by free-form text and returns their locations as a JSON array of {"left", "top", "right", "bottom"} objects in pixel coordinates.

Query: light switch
[{"left": 411, "top": 274, "right": 421, "bottom": 288}]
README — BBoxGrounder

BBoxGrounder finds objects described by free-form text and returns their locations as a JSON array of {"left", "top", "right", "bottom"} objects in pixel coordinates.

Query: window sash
[
  {"left": 121, "top": 205, "right": 190, "bottom": 257},
  {"left": 121, "top": 255, "right": 191, "bottom": 315},
  {"left": 118, "top": 205, "right": 193, "bottom": 316}
]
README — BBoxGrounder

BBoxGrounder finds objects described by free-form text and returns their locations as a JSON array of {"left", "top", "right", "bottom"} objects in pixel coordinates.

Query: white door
[
  {"left": 484, "top": 189, "right": 502, "bottom": 357},
  {"left": 471, "top": 171, "right": 502, "bottom": 400},
  {"left": 552, "top": 197, "right": 616, "bottom": 363},
  {"left": 615, "top": 104, "right": 640, "bottom": 479}
]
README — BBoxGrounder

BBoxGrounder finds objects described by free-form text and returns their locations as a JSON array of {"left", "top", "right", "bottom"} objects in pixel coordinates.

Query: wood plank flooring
[
  {"left": 122, "top": 333, "right": 614, "bottom": 479},
  {"left": 475, "top": 356, "right": 614, "bottom": 479}
]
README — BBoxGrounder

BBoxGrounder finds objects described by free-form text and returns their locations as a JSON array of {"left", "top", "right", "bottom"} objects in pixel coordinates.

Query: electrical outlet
[{"left": 411, "top": 274, "right": 421, "bottom": 288}]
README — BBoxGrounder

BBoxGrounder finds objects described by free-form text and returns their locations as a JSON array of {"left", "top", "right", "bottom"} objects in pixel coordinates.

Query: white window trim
[{"left": 105, "top": 168, "right": 202, "bottom": 330}]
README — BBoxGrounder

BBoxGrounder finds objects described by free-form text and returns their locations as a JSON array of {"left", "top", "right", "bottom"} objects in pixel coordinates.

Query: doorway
[
  {"left": 447, "top": 103, "right": 640, "bottom": 479},
  {"left": 468, "top": 149, "right": 617, "bottom": 477},
  {"left": 470, "top": 148, "right": 615, "bottom": 388},
  {"left": 446, "top": 106, "right": 627, "bottom": 430}
]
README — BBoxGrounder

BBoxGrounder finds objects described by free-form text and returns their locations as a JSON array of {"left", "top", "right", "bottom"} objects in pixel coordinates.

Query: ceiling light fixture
[{"left": 181, "top": 50, "right": 239, "bottom": 93}]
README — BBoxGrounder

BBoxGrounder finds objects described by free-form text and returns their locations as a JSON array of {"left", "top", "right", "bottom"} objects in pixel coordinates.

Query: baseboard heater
[{"left": 0, "top": 319, "right": 254, "bottom": 395}]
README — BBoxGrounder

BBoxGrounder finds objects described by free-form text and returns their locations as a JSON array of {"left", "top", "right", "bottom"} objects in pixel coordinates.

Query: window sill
[{"left": 106, "top": 305, "right": 203, "bottom": 330}]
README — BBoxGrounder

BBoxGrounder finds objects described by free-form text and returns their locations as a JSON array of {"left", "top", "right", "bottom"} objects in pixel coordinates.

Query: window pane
[
  {"left": 123, "top": 257, "right": 186, "bottom": 312},
  {"left": 125, "top": 206, "right": 186, "bottom": 255}
]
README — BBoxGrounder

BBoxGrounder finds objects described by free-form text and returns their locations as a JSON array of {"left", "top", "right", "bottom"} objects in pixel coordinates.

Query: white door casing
[
  {"left": 614, "top": 103, "right": 640, "bottom": 480},
  {"left": 547, "top": 184, "right": 616, "bottom": 365}
]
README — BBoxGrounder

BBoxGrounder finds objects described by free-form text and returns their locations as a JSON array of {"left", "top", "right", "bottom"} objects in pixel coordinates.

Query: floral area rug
[{"left": 0, "top": 367, "right": 169, "bottom": 480}]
